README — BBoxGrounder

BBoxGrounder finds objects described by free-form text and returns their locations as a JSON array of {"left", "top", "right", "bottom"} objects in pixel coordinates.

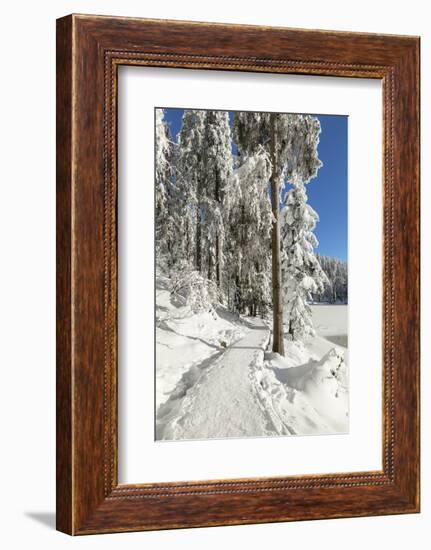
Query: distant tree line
[{"left": 312, "top": 254, "right": 348, "bottom": 304}]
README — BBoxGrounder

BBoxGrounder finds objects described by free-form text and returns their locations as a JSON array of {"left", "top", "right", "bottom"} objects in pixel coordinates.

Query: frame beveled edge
[{"left": 56, "top": 14, "right": 420, "bottom": 535}]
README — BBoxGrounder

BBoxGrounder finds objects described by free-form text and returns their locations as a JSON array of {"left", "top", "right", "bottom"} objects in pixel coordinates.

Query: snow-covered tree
[
  {"left": 176, "top": 109, "right": 232, "bottom": 291},
  {"left": 157, "top": 108, "right": 327, "bottom": 337},
  {"left": 170, "top": 264, "right": 218, "bottom": 314},
  {"left": 313, "top": 255, "right": 348, "bottom": 304},
  {"left": 155, "top": 108, "right": 175, "bottom": 271},
  {"left": 281, "top": 182, "right": 328, "bottom": 340},
  {"left": 279, "top": 115, "right": 326, "bottom": 341},
  {"left": 233, "top": 112, "right": 323, "bottom": 354},
  {"left": 175, "top": 109, "right": 206, "bottom": 269},
  {"left": 200, "top": 111, "right": 233, "bottom": 291},
  {"left": 224, "top": 147, "right": 273, "bottom": 315},
  {"left": 155, "top": 109, "right": 171, "bottom": 214}
]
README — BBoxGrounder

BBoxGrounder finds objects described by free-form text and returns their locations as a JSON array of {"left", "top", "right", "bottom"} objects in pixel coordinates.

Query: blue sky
[{"left": 162, "top": 108, "right": 348, "bottom": 262}]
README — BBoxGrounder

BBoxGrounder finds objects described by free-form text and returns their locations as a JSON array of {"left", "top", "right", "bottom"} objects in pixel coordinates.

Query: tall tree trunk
[
  {"left": 215, "top": 233, "right": 220, "bottom": 287},
  {"left": 288, "top": 319, "right": 294, "bottom": 340},
  {"left": 185, "top": 218, "right": 190, "bottom": 263},
  {"left": 196, "top": 206, "right": 201, "bottom": 272},
  {"left": 208, "top": 252, "right": 212, "bottom": 281},
  {"left": 270, "top": 114, "right": 285, "bottom": 356},
  {"left": 235, "top": 274, "right": 241, "bottom": 313},
  {"left": 215, "top": 168, "right": 221, "bottom": 288}
]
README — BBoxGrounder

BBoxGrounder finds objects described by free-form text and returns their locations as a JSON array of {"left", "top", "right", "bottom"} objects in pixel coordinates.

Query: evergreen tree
[
  {"left": 281, "top": 177, "right": 328, "bottom": 340},
  {"left": 313, "top": 255, "right": 348, "bottom": 304},
  {"left": 224, "top": 147, "right": 273, "bottom": 315},
  {"left": 155, "top": 108, "right": 175, "bottom": 271},
  {"left": 175, "top": 109, "right": 206, "bottom": 269},
  {"left": 158, "top": 108, "right": 327, "bottom": 336},
  {"left": 233, "top": 112, "right": 323, "bottom": 354},
  {"left": 200, "top": 111, "right": 233, "bottom": 292}
]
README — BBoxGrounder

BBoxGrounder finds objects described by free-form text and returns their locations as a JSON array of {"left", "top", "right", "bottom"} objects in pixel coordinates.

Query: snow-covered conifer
[
  {"left": 313, "top": 255, "right": 348, "bottom": 304},
  {"left": 224, "top": 147, "right": 273, "bottom": 315},
  {"left": 155, "top": 109, "right": 171, "bottom": 215},
  {"left": 280, "top": 115, "right": 327, "bottom": 340},
  {"left": 281, "top": 182, "right": 328, "bottom": 340},
  {"left": 200, "top": 111, "right": 233, "bottom": 292},
  {"left": 233, "top": 112, "right": 323, "bottom": 353},
  {"left": 175, "top": 110, "right": 206, "bottom": 269},
  {"left": 155, "top": 108, "right": 175, "bottom": 271}
]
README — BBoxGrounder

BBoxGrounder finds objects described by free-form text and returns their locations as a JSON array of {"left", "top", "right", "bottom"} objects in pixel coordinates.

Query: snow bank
[
  {"left": 263, "top": 347, "right": 348, "bottom": 433},
  {"left": 256, "top": 304, "right": 349, "bottom": 436},
  {"left": 156, "top": 275, "right": 246, "bottom": 410}
]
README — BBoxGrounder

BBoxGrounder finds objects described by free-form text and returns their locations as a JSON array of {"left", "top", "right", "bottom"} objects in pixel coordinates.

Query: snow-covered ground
[
  {"left": 156, "top": 287, "right": 348, "bottom": 440},
  {"left": 311, "top": 304, "right": 348, "bottom": 348},
  {"left": 261, "top": 305, "right": 348, "bottom": 436},
  {"left": 156, "top": 275, "right": 246, "bottom": 411},
  {"left": 157, "top": 317, "right": 271, "bottom": 440}
]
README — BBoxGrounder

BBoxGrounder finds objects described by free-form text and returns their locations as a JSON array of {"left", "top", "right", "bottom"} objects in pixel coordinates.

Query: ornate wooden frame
[{"left": 56, "top": 14, "right": 420, "bottom": 534}]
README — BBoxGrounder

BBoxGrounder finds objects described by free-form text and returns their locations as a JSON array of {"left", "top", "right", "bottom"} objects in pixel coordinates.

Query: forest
[
  {"left": 313, "top": 254, "right": 348, "bottom": 304},
  {"left": 155, "top": 108, "right": 349, "bottom": 440},
  {"left": 156, "top": 108, "right": 347, "bottom": 351}
]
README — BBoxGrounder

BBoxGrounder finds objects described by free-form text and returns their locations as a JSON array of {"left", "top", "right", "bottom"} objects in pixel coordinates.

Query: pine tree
[
  {"left": 224, "top": 147, "right": 273, "bottom": 315},
  {"left": 313, "top": 255, "right": 348, "bottom": 304},
  {"left": 269, "top": 113, "right": 285, "bottom": 355},
  {"left": 176, "top": 109, "right": 206, "bottom": 269},
  {"left": 159, "top": 108, "right": 326, "bottom": 334},
  {"left": 280, "top": 115, "right": 327, "bottom": 341},
  {"left": 281, "top": 179, "right": 328, "bottom": 340},
  {"left": 155, "top": 108, "right": 175, "bottom": 271},
  {"left": 200, "top": 111, "right": 233, "bottom": 292},
  {"left": 233, "top": 112, "right": 323, "bottom": 354}
]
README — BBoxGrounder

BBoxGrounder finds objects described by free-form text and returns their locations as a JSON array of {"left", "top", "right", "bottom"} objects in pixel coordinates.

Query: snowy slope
[
  {"left": 156, "top": 296, "right": 348, "bottom": 440},
  {"left": 156, "top": 275, "right": 246, "bottom": 410},
  {"left": 261, "top": 304, "right": 348, "bottom": 435},
  {"left": 262, "top": 346, "right": 348, "bottom": 435}
]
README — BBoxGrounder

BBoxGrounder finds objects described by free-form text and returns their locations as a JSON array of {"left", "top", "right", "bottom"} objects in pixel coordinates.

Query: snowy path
[
  {"left": 156, "top": 318, "right": 276, "bottom": 440},
  {"left": 156, "top": 306, "right": 349, "bottom": 440}
]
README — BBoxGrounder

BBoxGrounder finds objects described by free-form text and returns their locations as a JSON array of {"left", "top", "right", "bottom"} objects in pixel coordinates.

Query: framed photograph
[{"left": 56, "top": 14, "right": 420, "bottom": 534}]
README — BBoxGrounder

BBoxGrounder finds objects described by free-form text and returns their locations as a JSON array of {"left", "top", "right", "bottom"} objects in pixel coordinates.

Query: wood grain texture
[
  {"left": 56, "top": 14, "right": 420, "bottom": 535},
  {"left": 56, "top": 15, "right": 73, "bottom": 535}
]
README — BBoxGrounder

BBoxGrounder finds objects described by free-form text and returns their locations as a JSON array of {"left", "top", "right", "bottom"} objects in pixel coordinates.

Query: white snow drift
[{"left": 156, "top": 280, "right": 348, "bottom": 440}]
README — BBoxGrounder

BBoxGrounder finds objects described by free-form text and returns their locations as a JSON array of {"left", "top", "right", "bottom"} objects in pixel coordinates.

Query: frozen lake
[{"left": 311, "top": 304, "right": 348, "bottom": 348}]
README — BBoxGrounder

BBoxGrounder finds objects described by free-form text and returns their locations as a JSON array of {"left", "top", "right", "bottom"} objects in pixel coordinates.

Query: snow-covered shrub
[{"left": 170, "top": 265, "right": 219, "bottom": 314}]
